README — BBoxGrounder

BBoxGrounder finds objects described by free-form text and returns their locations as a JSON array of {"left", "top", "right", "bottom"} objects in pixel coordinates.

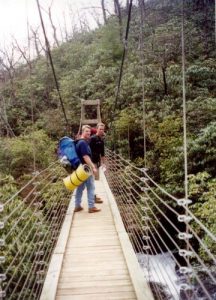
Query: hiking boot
[
  {"left": 95, "top": 196, "right": 103, "bottom": 204},
  {"left": 74, "top": 206, "right": 83, "bottom": 212},
  {"left": 88, "top": 207, "right": 101, "bottom": 213}
]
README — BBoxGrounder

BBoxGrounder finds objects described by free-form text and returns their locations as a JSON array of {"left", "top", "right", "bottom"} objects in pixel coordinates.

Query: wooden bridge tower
[{"left": 80, "top": 99, "right": 101, "bottom": 126}]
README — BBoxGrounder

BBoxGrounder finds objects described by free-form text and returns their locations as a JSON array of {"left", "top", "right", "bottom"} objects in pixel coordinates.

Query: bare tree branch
[{"left": 48, "top": 3, "right": 60, "bottom": 47}]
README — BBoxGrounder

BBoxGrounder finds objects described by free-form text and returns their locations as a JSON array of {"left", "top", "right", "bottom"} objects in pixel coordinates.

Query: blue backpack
[{"left": 58, "top": 137, "right": 80, "bottom": 170}]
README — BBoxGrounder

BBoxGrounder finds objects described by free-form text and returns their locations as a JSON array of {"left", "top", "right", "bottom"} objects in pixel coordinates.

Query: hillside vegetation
[{"left": 0, "top": 0, "right": 215, "bottom": 262}]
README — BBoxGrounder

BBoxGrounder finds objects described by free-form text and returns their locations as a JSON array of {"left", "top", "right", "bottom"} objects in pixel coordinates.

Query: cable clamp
[
  {"left": 35, "top": 251, "right": 44, "bottom": 256},
  {"left": 0, "top": 274, "right": 6, "bottom": 281},
  {"left": 36, "top": 279, "right": 44, "bottom": 284},
  {"left": 0, "top": 239, "right": 5, "bottom": 247},
  {"left": 179, "top": 283, "right": 192, "bottom": 291},
  {"left": 35, "top": 261, "right": 45, "bottom": 265},
  {"left": 141, "top": 177, "right": 149, "bottom": 182},
  {"left": 141, "top": 197, "right": 149, "bottom": 202},
  {"left": 0, "top": 222, "right": 4, "bottom": 229},
  {"left": 179, "top": 249, "right": 193, "bottom": 257},
  {"left": 33, "top": 192, "right": 41, "bottom": 196},
  {"left": 0, "top": 256, "right": 5, "bottom": 263},
  {"left": 178, "top": 232, "right": 193, "bottom": 240},
  {"left": 141, "top": 206, "right": 150, "bottom": 211},
  {"left": 0, "top": 204, "right": 4, "bottom": 212},
  {"left": 142, "top": 226, "right": 150, "bottom": 231},
  {"left": 177, "top": 199, "right": 192, "bottom": 206},
  {"left": 179, "top": 267, "right": 193, "bottom": 275},
  {"left": 178, "top": 215, "right": 193, "bottom": 223},
  {"left": 36, "top": 232, "right": 44, "bottom": 237},
  {"left": 33, "top": 202, "right": 43, "bottom": 207},
  {"left": 143, "top": 245, "right": 151, "bottom": 250},
  {"left": 127, "top": 199, "right": 134, "bottom": 204},
  {"left": 141, "top": 187, "right": 149, "bottom": 192},
  {"left": 0, "top": 291, "right": 6, "bottom": 297},
  {"left": 36, "top": 270, "right": 45, "bottom": 275},
  {"left": 33, "top": 181, "right": 40, "bottom": 186},
  {"left": 142, "top": 216, "right": 150, "bottom": 221},
  {"left": 142, "top": 235, "right": 150, "bottom": 240},
  {"left": 140, "top": 167, "right": 149, "bottom": 173},
  {"left": 32, "top": 171, "right": 40, "bottom": 176}
]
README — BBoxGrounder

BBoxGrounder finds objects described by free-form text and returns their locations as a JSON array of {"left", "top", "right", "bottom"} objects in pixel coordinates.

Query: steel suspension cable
[
  {"left": 4, "top": 173, "right": 68, "bottom": 297},
  {"left": 4, "top": 168, "right": 58, "bottom": 248},
  {"left": 4, "top": 168, "right": 63, "bottom": 273},
  {"left": 106, "top": 154, "right": 182, "bottom": 299},
  {"left": 110, "top": 0, "right": 133, "bottom": 129},
  {"left": 4, "top": 161, "right": 58, "bottom": 207},
  {"left": 108, "top": 149, "right": 216, "bottom": 243},
  {"left": 16, "top": 196, "right": 66, "bottom": 299},
  {"left": 105, "top": 149, "right": 216, "bottom": 299},
  {"left": 139, "top": 0, "right": 147, "bottom": 166}
]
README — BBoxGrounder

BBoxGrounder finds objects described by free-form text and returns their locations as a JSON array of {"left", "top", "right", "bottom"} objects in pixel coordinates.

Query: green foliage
[
  {"left": 189, "top": 172, "right": 216, "bottom": 262},
  {"left": 187, "top": 60, "right": 216, "bottom": 97},
  {"left": 0, "top": 130, "right": 55, "bottom": 178},
  {"left": 97, "top": 22, "right": 123, "bottom": 63},
  {"left": 187, "top": 97, "right": 216, "bottom": 133},
  {"left": 146, "top": 115, "right": 184, "bottom": 194},
  {"left": 188, "top": 122, "right": 216, "bottom": 177},
  {"left": 0, "top": 0, "right": 215, "bottom": 268}
]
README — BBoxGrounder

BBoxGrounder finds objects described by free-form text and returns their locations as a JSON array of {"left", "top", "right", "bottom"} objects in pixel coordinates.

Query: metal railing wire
[
  {"left": 105, "top": 149, "right": 216, "bottom": 300},
  {"left": 0, "top": 162, "right": 71, "bottom": 299}
]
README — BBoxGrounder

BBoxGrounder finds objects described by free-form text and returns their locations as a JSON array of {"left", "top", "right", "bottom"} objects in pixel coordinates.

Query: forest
[{"left": 0, "top": 0, "right": 215, "bottom": 298}]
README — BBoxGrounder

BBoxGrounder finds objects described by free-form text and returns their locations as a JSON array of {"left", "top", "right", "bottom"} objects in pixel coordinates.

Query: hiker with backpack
[
  {"left": 74, "top": 125, "right": 101, "bottom": 213},
  {"left": 89, "top": 122, "right": 106, "bottom": 203}
]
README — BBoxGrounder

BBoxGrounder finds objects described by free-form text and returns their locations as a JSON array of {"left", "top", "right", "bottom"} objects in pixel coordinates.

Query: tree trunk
[
  {"left": 101, "top": 0, "right": 107, "bottom": 24},
  {"left": 138, "top": 0, "right": 145, "bottom": 20},
  {"left": 31, "top": 27, "right": 41, "bottom": 57},
  {"left": 114, "top": 0, "right": 123, "bottom": 42},
  {"left": 162, "top": 66, "right": 168, "bottom": 95},
  {"left": 126, "top": 0, "right": 130, "bottom": 13}
]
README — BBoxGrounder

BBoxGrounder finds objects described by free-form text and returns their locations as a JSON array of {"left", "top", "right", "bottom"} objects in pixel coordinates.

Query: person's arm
[
  {"left": 101, "top": 156, "right": 105, "bottom": 165},
  {"left": 83, "top": 155, "right": 97, "bottom": 174}
]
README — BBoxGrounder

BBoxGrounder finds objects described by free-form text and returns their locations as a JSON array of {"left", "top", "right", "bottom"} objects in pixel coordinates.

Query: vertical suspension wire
[
  {"left": 181, "top": 0, "right": 188, "bottom": 200},
  {"left": 215, "top": 0, "right": 216, "bottom": 46},
  {"left": 26, "top": 0, "right": 36, "bottom": 172},
  {"left": 139, "top": 0, "right": 147, "bottom": 167},
  {"left": 139, "top": 0, "right": 150, "bottom": 283},
  {"left": 181, "top": 0, "right": 192, "bottom": 296}
]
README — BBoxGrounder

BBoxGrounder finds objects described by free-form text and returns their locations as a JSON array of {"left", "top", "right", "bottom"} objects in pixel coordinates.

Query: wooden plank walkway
[
  {"left": 40, "top": 172, "right": 154, "bottom": 300},
  {"left": 56, "top": 179, "right": 136, "bottom": 300}
]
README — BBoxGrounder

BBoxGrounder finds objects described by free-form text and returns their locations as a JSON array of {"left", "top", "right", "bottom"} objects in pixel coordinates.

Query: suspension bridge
[
  {"left": 0, "top": 0, "right": 215, "bottom": 299},
  {"left": 1, "top": 146, "right": 216, "bottom": 299}
]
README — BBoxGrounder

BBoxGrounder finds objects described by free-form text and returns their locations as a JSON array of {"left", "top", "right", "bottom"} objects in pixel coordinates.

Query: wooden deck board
[
  {"left": 56, "top": 180, "right": 137, "bottom": 299},
  {"left": 56, "top": 291, "right": 136, "bottom": 300}
]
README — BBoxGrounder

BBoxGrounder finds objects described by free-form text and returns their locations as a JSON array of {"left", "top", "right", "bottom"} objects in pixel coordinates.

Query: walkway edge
[
  {"left": 40, "top": 194, "right": 75, "bottom": 300},
  {"left": 101, "top": 171, "right": 154, "bottom": 300}
]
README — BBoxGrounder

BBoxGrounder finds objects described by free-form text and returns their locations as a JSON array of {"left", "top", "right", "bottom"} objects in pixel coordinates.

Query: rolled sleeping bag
[{"left": 63, "top": 164, "right": 92, "bottom": 191}]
